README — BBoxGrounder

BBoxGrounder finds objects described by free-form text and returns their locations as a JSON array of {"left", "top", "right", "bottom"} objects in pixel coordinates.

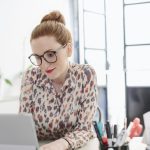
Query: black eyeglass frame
[{"left": 28, "top": 44, "right": 67, "bottom": 66}]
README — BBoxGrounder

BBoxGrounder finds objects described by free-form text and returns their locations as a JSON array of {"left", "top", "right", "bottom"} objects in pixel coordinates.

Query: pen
[
  {"left": 106, "top": 121, "right": 112, "bottom": 138},
  {"left": 105, "top": 121, "right": 112, "bottom": 147},
  {"left": 93, "top": 121, "right": 104, "bottom": 150},
  {"left": 114, "top": 124, "right": 118, "bottom": 139},
  {"left": 112, "top": 124, "right": 117, "bottom": 145}
]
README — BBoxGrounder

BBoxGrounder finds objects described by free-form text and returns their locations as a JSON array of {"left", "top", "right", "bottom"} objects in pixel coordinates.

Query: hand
[{"left": 39, "top": 138, "right": 69, "bottom": 150}]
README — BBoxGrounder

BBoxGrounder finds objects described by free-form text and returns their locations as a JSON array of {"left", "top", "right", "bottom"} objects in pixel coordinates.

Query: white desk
[
  {"left": 129, "top": 137, "right": 147, "bottom": 150},
  {"left": 39, "top": 137, "right": 147, "bottom": 150}
]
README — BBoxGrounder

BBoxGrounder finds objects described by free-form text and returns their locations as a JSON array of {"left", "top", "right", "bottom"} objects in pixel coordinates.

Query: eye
[{"left": 46, "top": 52, "right": 55, "bottom": 57}]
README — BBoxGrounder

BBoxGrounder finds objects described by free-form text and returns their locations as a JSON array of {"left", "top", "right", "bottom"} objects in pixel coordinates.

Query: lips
[{"left": 46, "top": 68, "right": 56, "bottom": 74}]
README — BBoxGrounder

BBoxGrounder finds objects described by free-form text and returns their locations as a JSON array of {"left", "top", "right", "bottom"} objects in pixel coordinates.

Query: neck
[{"left": 52, "top": 62, "right": 69, "bottom": 85}]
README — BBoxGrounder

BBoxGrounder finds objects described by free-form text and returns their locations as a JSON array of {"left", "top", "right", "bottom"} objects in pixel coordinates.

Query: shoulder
[
  {"left": 70, "top": 63, "right": 96, "bottom": 81},
  {"left": 82, "top": 64, "right": 97, "bottom": 83},
  {"left": 82, "top": 64, "right": 96, "bottom": 75},
  {"left": 71, "top": 63, "right": 95, "bottom": 73}
]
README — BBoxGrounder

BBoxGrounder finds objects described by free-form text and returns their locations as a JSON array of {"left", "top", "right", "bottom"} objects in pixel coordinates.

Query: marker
[
  {"left": 112, "top": 124, "right": 118, "bottom": 145},
  {"left": 93, "top": 121, "right": 104, "bottom": 150},
  {"left": 105, "top": 121, "right": 112, "bottom": 147},
  {"left": 114, "top": 124, "right": 118, "bottom": 138},
  {"left": 96, "top": 121, "right": 103, "bottom": 137},
  {"left": 105, "top": 121, "right": 112, "bottom": 138}
]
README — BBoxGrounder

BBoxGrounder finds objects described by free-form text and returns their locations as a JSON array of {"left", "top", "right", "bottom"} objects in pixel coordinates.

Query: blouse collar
[{"left": 35, "top": 63, "right": 77, "bottom": 93}]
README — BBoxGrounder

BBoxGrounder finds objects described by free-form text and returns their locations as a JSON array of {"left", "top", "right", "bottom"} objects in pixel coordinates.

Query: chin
[{"left": 46, "top": 73, "right": 59, "bottom": 80}]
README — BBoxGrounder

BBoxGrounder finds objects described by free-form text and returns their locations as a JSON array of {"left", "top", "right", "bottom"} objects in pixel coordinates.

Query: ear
[{"left": 66, "top": 43, "right": 72, "bottom": 57}]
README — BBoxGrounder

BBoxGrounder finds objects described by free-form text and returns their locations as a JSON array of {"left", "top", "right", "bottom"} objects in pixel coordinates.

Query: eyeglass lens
[{"left": 30, "top": 51, "right": 57, "bottom": 66}]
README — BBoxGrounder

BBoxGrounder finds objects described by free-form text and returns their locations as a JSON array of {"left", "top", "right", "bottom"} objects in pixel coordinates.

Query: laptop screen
[{"left": 0, "top": 113, "right": 39, "bottom": 149}]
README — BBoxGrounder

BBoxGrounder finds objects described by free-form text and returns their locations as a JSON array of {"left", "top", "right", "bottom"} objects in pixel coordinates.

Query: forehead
[{"left": 30, "top": 36, "right": 61, "bottom": 54}]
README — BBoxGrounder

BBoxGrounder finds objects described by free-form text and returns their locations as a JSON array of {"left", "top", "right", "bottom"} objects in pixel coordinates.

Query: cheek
[
  {"left": 57, "top": 54, "right": 68, "bottom": 65},
  {"left": 55, "top": 60, "right": 66, "bottom": 70},
  {"left": 39, "top": 66, "right": 45, "bottom": 73}
]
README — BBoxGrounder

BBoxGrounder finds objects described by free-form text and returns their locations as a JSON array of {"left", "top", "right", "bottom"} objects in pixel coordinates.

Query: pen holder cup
[{"left": 106, "top": 144, "right": 129, "bottom": 150}]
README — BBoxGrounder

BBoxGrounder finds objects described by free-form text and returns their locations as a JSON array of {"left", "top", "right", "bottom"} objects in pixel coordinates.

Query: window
[
  {"left": 84, "top": 12, "right": 106, "bottom": 49},
  {"left": 78, "top": 0, "right": 107, "bottom": 122},
  {"left": 124, "top": 0, "right": 150, "bottom": 125}
]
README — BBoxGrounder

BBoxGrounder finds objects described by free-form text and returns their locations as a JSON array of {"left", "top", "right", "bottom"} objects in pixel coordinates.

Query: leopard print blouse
[{"left": 19, "top": 63, "right": 98, "bottom": 149}]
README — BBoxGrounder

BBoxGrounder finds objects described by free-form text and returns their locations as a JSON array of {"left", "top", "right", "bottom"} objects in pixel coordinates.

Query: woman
[{"left": 19, "top": 10, "right": 99, "bottom": 150}]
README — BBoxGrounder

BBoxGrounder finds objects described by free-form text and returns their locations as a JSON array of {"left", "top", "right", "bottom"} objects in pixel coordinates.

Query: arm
[{"left": 63, "top": 65, "right": 98, "bottom": 149}]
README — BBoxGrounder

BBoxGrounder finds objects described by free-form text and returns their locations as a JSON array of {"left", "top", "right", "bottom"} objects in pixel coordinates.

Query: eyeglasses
[{"left": 28, "top": 44, "right": 67, "bottom": 66}]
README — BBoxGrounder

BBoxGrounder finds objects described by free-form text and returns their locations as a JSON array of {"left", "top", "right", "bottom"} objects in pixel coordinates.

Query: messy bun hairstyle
[{"left": 30, "top": 10, "right": 72, "bottom": 45}]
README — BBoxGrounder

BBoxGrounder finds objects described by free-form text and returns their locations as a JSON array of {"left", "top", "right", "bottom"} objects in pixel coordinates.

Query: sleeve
[
  {"left": 63, "top": 65, "right": 98, "bottom": 149},
  {"left": 19, "top": 68, "right": 36, "bottom": 113}
]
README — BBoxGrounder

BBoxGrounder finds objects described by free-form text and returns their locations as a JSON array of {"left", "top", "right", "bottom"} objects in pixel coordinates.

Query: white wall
[
  {"left": 0, "top": 0, "right": 72, "bottom": 101},
  {"left": 0, "top": 0, "right": 72, "bottom": 112}
]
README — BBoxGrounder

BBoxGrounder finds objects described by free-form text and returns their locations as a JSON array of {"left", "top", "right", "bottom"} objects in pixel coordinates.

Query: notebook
[{"left": 0, "top": 113, "right": 39, "bottom": 150}]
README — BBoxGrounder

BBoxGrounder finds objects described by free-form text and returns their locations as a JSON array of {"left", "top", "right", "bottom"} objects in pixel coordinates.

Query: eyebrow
[{"left": 32, "top": 44, "right": 67, "bottom": 56}]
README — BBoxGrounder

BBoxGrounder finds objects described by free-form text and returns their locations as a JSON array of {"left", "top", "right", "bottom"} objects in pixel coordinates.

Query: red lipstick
[{"left": 46, "top": 68, "right": 56, "bottom": 74}]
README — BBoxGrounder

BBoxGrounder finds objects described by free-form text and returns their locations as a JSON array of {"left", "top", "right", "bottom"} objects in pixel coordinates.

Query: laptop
[{"left": 0, "top": 113, "right": 39, "bottom": 150}]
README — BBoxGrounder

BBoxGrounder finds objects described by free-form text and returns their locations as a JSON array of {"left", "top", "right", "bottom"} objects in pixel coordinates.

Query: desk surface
[
  {"left": 129, "top": 137, "right": 147, "bottom": 150},
  {"left": 39, "top": 137, "right": 147, "bottom": 150}
]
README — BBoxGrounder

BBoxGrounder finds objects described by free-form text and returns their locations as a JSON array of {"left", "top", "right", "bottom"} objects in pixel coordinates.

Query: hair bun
[{"left": 41, "top": 10, "right": 65, "bottom": 25}]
